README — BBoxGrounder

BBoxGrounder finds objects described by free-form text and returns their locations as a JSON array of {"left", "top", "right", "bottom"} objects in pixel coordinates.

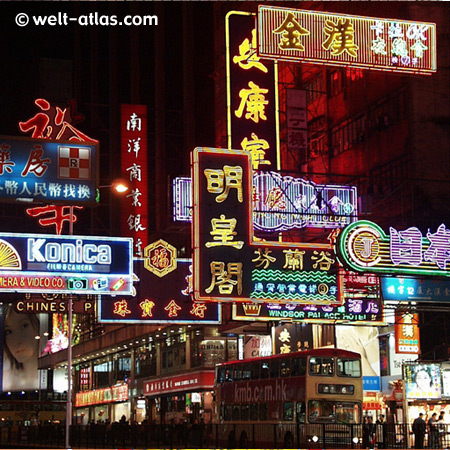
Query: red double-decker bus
[{"left": 213, "top": 348, "right": 363, "bottom": 448}]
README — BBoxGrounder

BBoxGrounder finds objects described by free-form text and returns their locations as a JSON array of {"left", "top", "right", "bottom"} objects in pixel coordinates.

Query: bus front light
[{"left": 312, "top": 435, "right": 319, "bottom": 443}]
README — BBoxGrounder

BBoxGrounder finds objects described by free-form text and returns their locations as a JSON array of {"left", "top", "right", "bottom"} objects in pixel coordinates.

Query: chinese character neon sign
[{"left": 258, "top": 6, "right": 436, "bottom": 75}]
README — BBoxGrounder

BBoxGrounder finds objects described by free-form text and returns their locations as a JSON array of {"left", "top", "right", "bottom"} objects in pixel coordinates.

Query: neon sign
[
  {"left": 121, "top": 105, "right": 149, "bottom": 257},
  {"left": 337, "top": 220, "right": 450, "bottom": 277},
  {"left": 0, "top": 232, "right": 133, "bottom": 294},
  {"left": 226, "top": 11, "right": 280, "bottom": 170},
  {"left": 99, "top": 259, "right": 220, "bottom": 324},
  {"left": 192, "top": 147, "right": 341, "bottom": 305},
  {"left": 258, "top": 6, "right": 436, "bottom": 75},
  {"left": 172, "top": 174, "right": 357, "bottom": 230},
  {"left": 143, "top": 239, "right": 177, "bottom": 278},
  {"left": 381, "top": 277, "right": 450, "bottom": 303},
  {"left": 395, "top": 310, "right": 420, "bottom": 354},
  {"left": 0, "top": 136, "right": 98, "bottom": 204}
]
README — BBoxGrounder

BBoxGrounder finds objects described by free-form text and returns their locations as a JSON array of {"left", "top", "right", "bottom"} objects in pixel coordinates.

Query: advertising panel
[
  {"left": 336, "top": 325, "right": 380, "bottom": 391},
  {"left": 381, "top": 277, "right": 450, "bottom": 302},
  {"left": 0, "top": 232, "right": 133, "bottom": 295},
  {"left": 258, "top": 5, "right": 436, "bottom": 75},
  {"left": 404, "top": 363, "right": 441, "bottom": 399},
  {"left": 0, "top": 135, "right": 98, "bottom": 204},
  {"left": 1, "top": 304, "right": 47, "bottom": 392},
  {"left": 395, "top": 310, "right": 420, "bottom": 354}
]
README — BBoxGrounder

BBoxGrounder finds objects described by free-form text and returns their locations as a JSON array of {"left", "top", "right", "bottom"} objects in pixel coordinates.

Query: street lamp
[{"left": 65, "top": 181, "right": 128, "bottom": 447}]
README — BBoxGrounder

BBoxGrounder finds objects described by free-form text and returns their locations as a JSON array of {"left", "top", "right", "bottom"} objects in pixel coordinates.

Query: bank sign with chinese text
[
  {"left": 192, "top": 148, "right": 341, "bottom": 305},
  {"left": 337, "top": 220, "right": 450, "bottom": 278},
  {"left": 258, "top": 6, "right": 436, "bottom": 75},
  {"left": 0, "top": 136, "right": 98, "bottom": 204},
  {"left": 0, "top": 232, "right": 133, "bottom": 295}
]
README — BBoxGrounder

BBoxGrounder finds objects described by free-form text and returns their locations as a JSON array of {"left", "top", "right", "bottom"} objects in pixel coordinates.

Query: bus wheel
[
  {"left": 239, "top": 431, "right": 248, "bottom": 448},
  {"left": 284, "top": 431, "right": 294, "bottom": 448},
  {"left": 228, "top": 431, "right": 236, "bottom": 448}
]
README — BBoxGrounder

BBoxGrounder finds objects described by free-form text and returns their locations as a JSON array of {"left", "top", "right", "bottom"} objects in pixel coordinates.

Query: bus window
[
  {"left": 233, "top": 364, "right": 242, "bottom": 381},
  {"left": 242, "top": 364, "right": 251, "bottom": 380},
  {"left": 283, "top": 402, "right": 294, "bottom": 421},
  {"left": 250, "top": 404, "right": 258, "bottom": 421},
  {"left": 232, "top": 405, "right": 240, "bottom": 421},
  {"left": 217, "top": 367, "right": 226, "bottom": 383},
  {"left": 292, "top": 357, "right": 306, "bottom": 376},
  {"left": 337, "top": 358, "right": 361, "bottom": 378},
  {"left": 280, "top": 359, "right": 291, "bottom": 377},
  {"left": 309, "top": 357, "right": 334, "bottom": 376},
  {"left": 251, "top": 362, "right": 260, "bottom": 380},
  {"left": 296, "top": 402, "right": 306, "bottom": 423},
  {"left": 224, "top": 404, "right": 233, "bottom": 421},
  {"left": 225, "top": 368, "right": 233, "bottom": 382},
  {"left": 308, "top": 400, "right": 335, "bottom": 423},
  {"left": 259, "top": 403, "right": 268, "bottom": 421},
  {"left": 270, "top": 360, "right": 280, "bottom": 378},
  {"left": 241, "top": 404, "right": 249, "bottom": 421},
  {"left": 260, "top": 361, "right": 270, "bottom": 379}
]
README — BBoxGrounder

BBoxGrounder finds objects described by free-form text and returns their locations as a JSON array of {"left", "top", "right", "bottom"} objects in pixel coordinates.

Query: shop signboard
[
  {"left": 404, "top": 363, "right": 441, "bottom": 400},
  {"left": 192, "top": 147, "right": 341, "bottom": 305},
  {"left": 0, "top": 135, "right": 98, "bottom": 204},
  {"left": 75, "top": 383, "right": 128, "bottom": 407},
  {"left": 98, "top": 259, "right": 220, "bottom": 324},
  {"left": 233, "top": 270, "right": 383, "bottom": 324},
  {"left": 395, "top": 310, "right": 420, "bottom": 354},
  {"left": 258, "top": 5, "right": 436, "bottom": 75},
  {"left": 0, "top": 232, "right": 133, "bottom": 295},
  {"left": 143, "top": 370, "right": 215, "bottom": 396},
  {"left": 226, "top": 11, "right": 279, "bottom": 170},
  {"left": 337, "top": 220, "right": 450, "bottom": 278}
]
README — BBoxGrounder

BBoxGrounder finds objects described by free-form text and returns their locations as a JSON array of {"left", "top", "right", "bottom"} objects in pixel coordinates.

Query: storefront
[
  {"left": 74, "top": 383, "right": 130, "bottom": 424},
  {"left": 143, "top": 370, "right": 215, "bottom": 424}
]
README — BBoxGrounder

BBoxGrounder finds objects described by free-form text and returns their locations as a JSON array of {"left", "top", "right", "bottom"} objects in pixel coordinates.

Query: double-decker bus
[{"left": 213, "top": 348, "right": 363, "bottom": 448}]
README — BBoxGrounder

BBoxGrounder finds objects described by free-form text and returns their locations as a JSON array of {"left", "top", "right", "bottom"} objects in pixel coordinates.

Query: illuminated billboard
[
  {"left": 173, "top": 174, "right": 358, "bottom": 230},
  {"left": 192, "top": 147, "right": 341, "bottom": 305},
  {"left": 0, "top": 135, "right": 98, "bottom": 204},
  {"left": 0, "top": 305, "right": 47, "bottom": 392},
  {"left": 404, "top": 363, "right": 441, "bottom": 400},
  {"left": 0, "top": 232, "right": 133, "bottom": 295},
  {"left": 337, "top": 220, "right": 450, "bottom": 278},
  {"left": 381, "top": 277, "right": 450, "bottom": 303},
  {"left": 99, "top": 259, "right": 220, "bottom": 324},
  {"left": 258, "top": 5, "right": 436, "bottom": 75}
]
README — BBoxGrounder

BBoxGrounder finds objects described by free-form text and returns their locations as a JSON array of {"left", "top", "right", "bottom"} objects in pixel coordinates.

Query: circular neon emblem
[{"left": 347, "top": 226, "right": 382, "bottom": 267}]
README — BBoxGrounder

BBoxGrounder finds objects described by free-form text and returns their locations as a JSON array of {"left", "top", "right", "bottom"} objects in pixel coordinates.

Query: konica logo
[{"left": 27, "top": 238, "right": 112, "bottom": 265}]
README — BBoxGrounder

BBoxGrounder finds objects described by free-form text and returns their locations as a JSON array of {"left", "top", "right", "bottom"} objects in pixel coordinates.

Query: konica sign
[{"left": 0, "top": 232, "right": 133, "bottom": 295}]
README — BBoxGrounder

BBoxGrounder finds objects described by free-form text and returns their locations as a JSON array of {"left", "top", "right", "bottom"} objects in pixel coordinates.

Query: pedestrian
[
  {"left": 437, "top": 411, "right": 446, "bottom": 448},
  {"left": 412, "top": 412, "right": 426, "bottom": 449},
  {"left": 363, "top": 416, "right": 376, "bottom": 448},
  {"left": 428, "top": 412, "right": 438, "bottom": 448},
  {"left": 376, "top": 414, "right": 386, "bottom": 448}
]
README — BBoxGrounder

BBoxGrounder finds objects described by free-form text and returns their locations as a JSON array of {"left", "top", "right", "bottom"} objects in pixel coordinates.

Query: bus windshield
[{"left": 308, "top": 400, "right": 361, "bottom": 424}]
